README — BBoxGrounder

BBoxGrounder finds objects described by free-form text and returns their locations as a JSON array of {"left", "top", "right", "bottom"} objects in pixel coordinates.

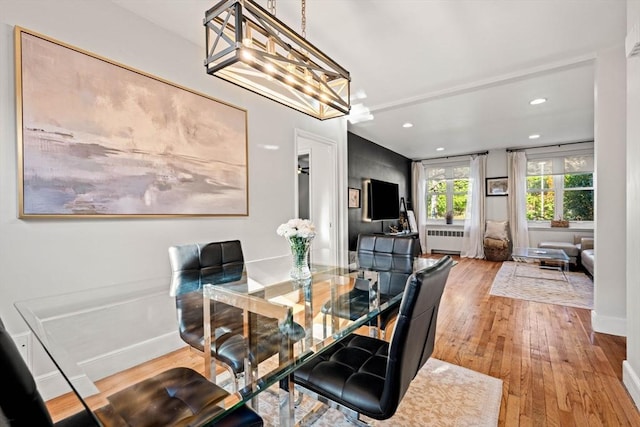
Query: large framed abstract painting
[{"left": 15, "top": 27, "right": 248, "bottom": 218}]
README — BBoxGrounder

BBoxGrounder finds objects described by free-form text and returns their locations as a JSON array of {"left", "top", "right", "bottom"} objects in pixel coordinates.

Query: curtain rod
[
  {"left": 417, "top": 150, "right": 488, "bottom": 162},
  {"left": 505, "top": 139, "right": 593, "bottom": 152}
]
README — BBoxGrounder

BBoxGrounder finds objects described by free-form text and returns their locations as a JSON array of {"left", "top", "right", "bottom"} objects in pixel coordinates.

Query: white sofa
[
  {"left": 580, "top": 238, "right": 594, "bottom": 277},
  {"left": 538, "top": 236, "right": 594, "bottom": 275}
]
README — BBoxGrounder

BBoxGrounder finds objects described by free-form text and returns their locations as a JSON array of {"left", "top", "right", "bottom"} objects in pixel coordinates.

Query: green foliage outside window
[
  {"left": 563, "top": 174, "right": 593, "bottom": 220},
  {"left": 526, "top": 176, "right": 554, "bottom": 220},
  {"left": 426, "top": 177, "right": 469, "bottom": 219},
  {"left": 526, "top": 173, "right": 593, "bottom": 221},
  {"left": 426, "top": 179, "right": 445, "bottom": 219},
  {"left": 452, "top": 179, "right": 468, "bottom": 218}
]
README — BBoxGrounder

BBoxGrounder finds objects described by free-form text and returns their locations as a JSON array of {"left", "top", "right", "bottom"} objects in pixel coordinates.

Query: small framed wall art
[
  {"left": 486, "top": 177, "right": 508, "bottom": 196},
  {"left": 348, "top": 187, "right": 361, "bottom": 208}
]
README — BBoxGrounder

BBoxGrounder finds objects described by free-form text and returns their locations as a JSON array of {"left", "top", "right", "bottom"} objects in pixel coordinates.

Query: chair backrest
[
  {"left": 0, "top": 317, "right": 55, "bottom": 426},
  {"left": 356, "top": 234, "right": 417, "bottom": 257},
  {"left": 356, "top": 234, "right": 418, "bottom": 295},
  {"left": 380, "top": 256, "right": 453, "bottom": 418},
  {"left": 169, "top": 240, "right": 245, "bottom": 293},
  {"left": 168, "top": 240, "right": 246, "bottom": 352}
]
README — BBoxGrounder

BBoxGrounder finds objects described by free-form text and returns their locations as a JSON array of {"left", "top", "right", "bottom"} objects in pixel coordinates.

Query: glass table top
[
  {"left": 512, "top": 247, "right": 570, "bottom": 261},
  {"left": 14, "top": 254, "right": 442, "bottom": 426}
]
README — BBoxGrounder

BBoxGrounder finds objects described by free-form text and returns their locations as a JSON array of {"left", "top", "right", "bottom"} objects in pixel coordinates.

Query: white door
[{"left": 295, "top": 130, "right": 338, "bottom": 266}]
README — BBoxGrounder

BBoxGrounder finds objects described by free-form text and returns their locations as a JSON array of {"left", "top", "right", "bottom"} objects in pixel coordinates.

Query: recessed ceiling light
[
  {"left": 529, "top": 134, "right": 541, "bottom": 139},
  {"left": 436, "top": 147, "right": 445, "bottom": 151},
  {"left": 529, "top": 98, "right": 547, "bottom": 105},
  {"left": 402, "top": 122, "right": 413, "bottom": 128}
]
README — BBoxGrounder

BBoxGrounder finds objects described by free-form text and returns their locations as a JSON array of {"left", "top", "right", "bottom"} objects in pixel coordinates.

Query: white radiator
[{"left": 426, "top": 228, "right": 463, "bottom": 254}]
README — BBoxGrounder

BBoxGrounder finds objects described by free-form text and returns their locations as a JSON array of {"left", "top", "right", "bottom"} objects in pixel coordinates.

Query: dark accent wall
[{"left": 348, "top": 132, "right": 412, "bottom": 251}]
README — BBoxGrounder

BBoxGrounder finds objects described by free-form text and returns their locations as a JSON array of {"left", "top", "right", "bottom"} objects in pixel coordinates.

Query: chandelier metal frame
[{"left": 204, "top": 0, "right": 350, "bottom": 120}]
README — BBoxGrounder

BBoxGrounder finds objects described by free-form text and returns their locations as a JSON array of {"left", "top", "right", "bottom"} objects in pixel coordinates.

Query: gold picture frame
[
  {"left": 348, "top": 187, "right": 361, "bottom": 208},
  {"left": 15, "top": 27, "right": 248, "bottom": 218}
]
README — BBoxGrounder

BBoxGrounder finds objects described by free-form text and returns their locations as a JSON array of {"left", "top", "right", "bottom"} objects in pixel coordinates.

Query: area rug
[
  {"left": 489, "top": 261, "right": 593, "bottom": 309},
  {"left": 258, "top": 358, "right": 502, "bottom": 427}
]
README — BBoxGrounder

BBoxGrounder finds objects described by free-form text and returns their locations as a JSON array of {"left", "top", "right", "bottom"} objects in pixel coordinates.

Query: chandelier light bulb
[
  {"left": 243, "top": 25, "right": 253, "bottom": 47},
  {"left": 241, "top": 49, "right": 253, "bottom": 61}
]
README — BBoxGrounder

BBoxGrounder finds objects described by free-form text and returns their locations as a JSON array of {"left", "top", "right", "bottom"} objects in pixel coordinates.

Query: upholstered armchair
[
  {"left": 294, "top": 256, "right": 453, "bottom": 425},
  {"left": 483, "top": 220, "right": 511, "bottom": 261}
]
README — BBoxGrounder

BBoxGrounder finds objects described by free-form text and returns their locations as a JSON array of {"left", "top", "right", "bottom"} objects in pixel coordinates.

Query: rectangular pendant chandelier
[{"left": 204, "top": 0, "right": 350, "bottom": 120}]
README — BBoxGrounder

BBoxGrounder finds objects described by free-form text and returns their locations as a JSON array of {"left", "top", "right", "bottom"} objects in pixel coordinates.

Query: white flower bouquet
[
  {"left": 276, "top": 218, "right": 316, "bottom": 239},
  {"left": 277, "top": 218, "right": 315, "bottom": 280}
]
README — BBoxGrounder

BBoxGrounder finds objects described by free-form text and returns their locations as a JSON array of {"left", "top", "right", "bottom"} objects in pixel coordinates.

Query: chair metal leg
[
  {"left": 212, "top": 361, "right": 239, "bottom": 393},
  {"left": 294, "top": 384, "right": 371, "bottom": 426},
  {"left": 322, "top": 311, "right": 328, "bottom": 337},
  {"left": 343, "top": 410, "right": 370, "bottom": 427}
]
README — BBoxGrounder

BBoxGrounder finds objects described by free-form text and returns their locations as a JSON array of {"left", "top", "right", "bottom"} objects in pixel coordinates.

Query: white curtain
[
  {"left": 411, "top": 162, "right": 427, "bottom": 254},
  {"left": 460, "top": 154, "right": 486, "bottom": 258},
  {"left": 508, "top": 151, "right": 530, "bottom": 248}
]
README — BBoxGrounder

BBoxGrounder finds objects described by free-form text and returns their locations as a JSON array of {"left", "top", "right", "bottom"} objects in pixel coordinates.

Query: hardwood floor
[
  {"left": 47, "top": 256, "right": 639, "bottom": 426},
  {"left": 431, "top": 256, "right": 639, "bottom": 426}
]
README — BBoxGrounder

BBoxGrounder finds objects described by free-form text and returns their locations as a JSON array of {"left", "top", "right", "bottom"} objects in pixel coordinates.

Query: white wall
[
  {"left": 593, "top": 45, "right": 627, "bottom": 336},
  {"left": 0, "top": 1, "right": 347, "bottom": 374},
  {"left": 624, "top": 0, "right": 640, "bottom": 410},
  {"left": 485, "top": 149, "right": 508, "bottom": 221}
]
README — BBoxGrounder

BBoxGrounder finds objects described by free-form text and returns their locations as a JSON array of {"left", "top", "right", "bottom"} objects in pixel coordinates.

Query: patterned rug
[
  {"left": 489, "top": 261, "right": 593, "bottom": 309},
  {"left": 258, "top": 358, "right": 502, "bottom": 427}
]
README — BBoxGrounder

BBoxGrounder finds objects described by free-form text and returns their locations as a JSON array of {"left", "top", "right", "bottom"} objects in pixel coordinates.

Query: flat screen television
[{"left": 367, "top": 179, "right": 400, "bottom": 221}]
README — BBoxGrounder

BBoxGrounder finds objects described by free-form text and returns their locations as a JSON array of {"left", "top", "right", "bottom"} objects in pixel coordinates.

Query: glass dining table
[{"left": 14, "top": 254, "right": 439, "bottom": 427}]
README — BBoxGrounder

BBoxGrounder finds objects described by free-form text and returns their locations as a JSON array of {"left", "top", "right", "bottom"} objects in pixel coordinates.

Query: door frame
[{"left": 294, "top": 129, "right": 346, "bottom": 267}]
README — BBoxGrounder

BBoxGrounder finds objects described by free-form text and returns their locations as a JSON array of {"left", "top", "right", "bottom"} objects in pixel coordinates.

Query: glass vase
[{"left": 288, "top": 236, "right": 312, "bottom": 280}]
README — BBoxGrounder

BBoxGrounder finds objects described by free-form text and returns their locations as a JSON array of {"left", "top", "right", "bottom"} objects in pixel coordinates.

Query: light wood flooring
[
  {"left": 432, "top": 256, "right": 638, "bottom": 426},
  {"left": 47, "top": 256, "right": 640, "bottom": 426}
]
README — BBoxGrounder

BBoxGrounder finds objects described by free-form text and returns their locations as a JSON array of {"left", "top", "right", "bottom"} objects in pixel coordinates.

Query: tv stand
[{"left": 382, "top": 231, "right": 417, "bottom": 237}]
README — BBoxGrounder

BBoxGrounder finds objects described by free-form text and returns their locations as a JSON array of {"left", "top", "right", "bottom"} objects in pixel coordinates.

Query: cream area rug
[
  {"left": 259, "top": 358, "right": 502, "bottom": 427},
  {"left": 489, "top": 261, "right": 593, "bottom": 309}
]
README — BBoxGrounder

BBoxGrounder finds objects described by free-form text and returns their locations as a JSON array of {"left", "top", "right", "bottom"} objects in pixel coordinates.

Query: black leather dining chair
[
  {"left": 322, "top": 234, "right": 418, "bottom": 338},
  {"left": 0, "top": 317, "right": 263, "bottom": 427},
  {"left": 168, "top": 240, "right": 304, "bottom": 391},
  {"left": 294, "top": 255, "right": 453, "bottom": 425}
]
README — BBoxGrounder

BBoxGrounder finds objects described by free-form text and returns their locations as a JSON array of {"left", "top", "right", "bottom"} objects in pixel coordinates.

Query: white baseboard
[
  {"left": 591, "top": 310, "right": 626, "bottom": 336},
  {"left": 623, "top": 361, "right": 640, "bottom": 410},
  {"left": 36, "top": 331, "right": 184, "bottom": 401},
  {"left": 37, "top": 370, "right": 72, "bottom": 402}
]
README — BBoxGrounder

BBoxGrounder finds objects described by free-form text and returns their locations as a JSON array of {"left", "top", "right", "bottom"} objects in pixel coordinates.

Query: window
[
  {"left": 425, "top": 163, "right": 470, "bottom": 221},
  {"left": 526, "top": 152, "right": 593, "bottom": 221}
]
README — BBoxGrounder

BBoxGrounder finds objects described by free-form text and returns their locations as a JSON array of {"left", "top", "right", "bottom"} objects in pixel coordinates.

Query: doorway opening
[{"left": 298, "top": 154, "right": 310, "bottom": 220}]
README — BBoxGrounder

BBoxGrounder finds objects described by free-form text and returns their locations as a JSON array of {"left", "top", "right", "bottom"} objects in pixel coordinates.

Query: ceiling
[{"left": 110, "top": 0, "right": 626, "bottom": 159}]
